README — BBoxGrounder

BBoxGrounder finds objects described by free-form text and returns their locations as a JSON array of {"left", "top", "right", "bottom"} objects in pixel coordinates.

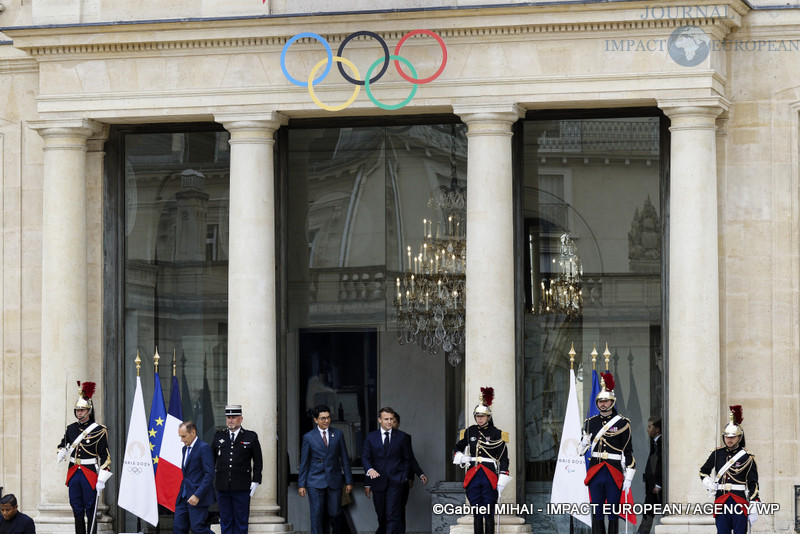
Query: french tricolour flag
[{"left": 155, "top": 375, "right": 184, "bottom": 511}]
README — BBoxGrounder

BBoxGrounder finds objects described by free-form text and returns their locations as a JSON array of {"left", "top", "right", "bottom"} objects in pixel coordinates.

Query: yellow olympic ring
[{"left": 308, "top": 56, "right": 361, "bottom": 112}]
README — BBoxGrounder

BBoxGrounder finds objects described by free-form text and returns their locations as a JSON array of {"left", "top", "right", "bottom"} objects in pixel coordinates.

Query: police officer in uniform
[
  {"left": 57, "top": 382, "right": 112, "bottom": 534},
  {"left": 699, "top": 405, "right": 759, "bottom": 534},
  {"left": 578, "top": 373, "right": 635, "bottom": 534},
  {"left": 212, "top": 405, "right": 263, "bottom": 534},
  {"left": 452, "top": 387, "right": 511, "bottom": 534}
]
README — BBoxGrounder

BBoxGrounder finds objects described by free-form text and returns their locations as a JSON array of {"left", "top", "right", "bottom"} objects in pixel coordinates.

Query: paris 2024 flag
[
  {"left": 550, "top": 368, "right": 592, "bottom": 527},
  {"left": 118, "top": 376, "right": 159, "bottom": 526}
]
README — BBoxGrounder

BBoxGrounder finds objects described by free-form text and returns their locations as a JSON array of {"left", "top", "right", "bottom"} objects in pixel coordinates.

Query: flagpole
[
  {"left": 569, "top": 344, "right": 575, "bottom": 534},
  {"left": 136, "top": 350, "right": 143, "bottom": 534}
]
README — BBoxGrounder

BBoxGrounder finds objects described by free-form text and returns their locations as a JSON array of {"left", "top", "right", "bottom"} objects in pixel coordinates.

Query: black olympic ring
[{"left": 336, "top": 31, "right": 391, "bottom": 86}]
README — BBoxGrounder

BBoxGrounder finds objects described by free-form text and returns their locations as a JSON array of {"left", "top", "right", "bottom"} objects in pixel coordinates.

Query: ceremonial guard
[
  {"left": 452, "top": 388, "right": 511, "bottom": 534},
  {"left": 578, "top": 373, "right": 635, "bottom": 534},
  {"left": 212, "top": 405, "right": 263, "bottom": 534},
  {"left": 57, "top": 382, "right": 112, "bottom": 534},
  {"left": 699, "top": 405, "right": 759, "bottom": 534}
]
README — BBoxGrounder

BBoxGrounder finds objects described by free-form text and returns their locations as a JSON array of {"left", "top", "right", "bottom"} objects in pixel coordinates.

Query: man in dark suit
[
  {"left": 362, "top": 407, "right": 411, "bottom": 534},
  {"left": 392, "top": 412, "right": 427, "bottom": 534},
  {"left": 212, "top": 405, "right": 263, "bottom": 534},
  {"left": 298, "top": 405, "right": 354, "bottom": 534},
  {"left": 638, "top": 416, "right": 662, "bottom": 534},
  {"left": 174, "top": 421, "right": 215, "bottom": 534}
]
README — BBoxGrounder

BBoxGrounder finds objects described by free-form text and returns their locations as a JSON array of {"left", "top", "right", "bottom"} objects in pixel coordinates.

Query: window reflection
[
  {"left": 523, "top": 117, "right": 663, "bottom": 532},
  {"left": 123, "top": 130, "right": 231, "bottom": 457}
]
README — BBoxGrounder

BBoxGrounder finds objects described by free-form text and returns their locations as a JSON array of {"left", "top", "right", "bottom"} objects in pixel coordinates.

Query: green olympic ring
[{"left": 364, "top": 55, "right": 418, "bottom": 111}]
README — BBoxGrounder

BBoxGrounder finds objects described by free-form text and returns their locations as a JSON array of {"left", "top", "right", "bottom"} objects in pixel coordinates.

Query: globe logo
[{"left": 668, "top": 25, "right": 711, "bottom": 67}]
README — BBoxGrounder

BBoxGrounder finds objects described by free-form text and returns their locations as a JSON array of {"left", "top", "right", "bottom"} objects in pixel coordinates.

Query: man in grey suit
[{"left": 298, "top": 405, "right": 354, "bottom": 534}]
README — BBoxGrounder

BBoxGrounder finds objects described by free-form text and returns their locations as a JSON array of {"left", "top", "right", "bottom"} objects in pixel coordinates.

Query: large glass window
[
  {"left": 522, "top": 116, "right": 664, "bottom": 532},
  {"left": 120, "top": 129, "right": 231, "bottom": 527},
  {"left": 285, "top": 123, "right": 466, "bottom": 532}
]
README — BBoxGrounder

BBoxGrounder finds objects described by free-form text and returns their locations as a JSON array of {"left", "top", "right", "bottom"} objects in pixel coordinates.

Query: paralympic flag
[
  {"left": 550, "top": 368, "right": 592, "bottom": 527},
  {"left": 155, "top": 374, "right": 184, "bottom": 510},
  {"left": 118, "top": 376, "right": 159, "bottom": 526},
  {"left": 148, "top": 371, "right": 167, "bottom": 473}
]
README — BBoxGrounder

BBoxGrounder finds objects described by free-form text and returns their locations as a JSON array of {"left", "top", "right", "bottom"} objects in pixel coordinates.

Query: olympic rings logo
[{"left": 281, "top": 30, "right": 447, "bottom": 112}]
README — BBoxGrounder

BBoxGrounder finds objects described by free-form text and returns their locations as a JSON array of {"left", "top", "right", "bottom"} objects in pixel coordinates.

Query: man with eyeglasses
[{"left": 298, "top": 405, "right": 354, "bottom": 534}]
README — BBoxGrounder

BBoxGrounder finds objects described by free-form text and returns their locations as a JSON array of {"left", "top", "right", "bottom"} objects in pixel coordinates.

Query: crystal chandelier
[
  {"left": 536, "top": 232, "right": 583, "bottom": 318},
  {"left": 394, "top": 125, "right": 466, "bottom": 366}
]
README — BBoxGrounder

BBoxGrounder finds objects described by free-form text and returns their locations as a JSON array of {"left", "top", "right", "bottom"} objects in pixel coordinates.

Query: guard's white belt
[
  {"left": 591, "top": 452, "right": 622, "bottom": 461},
  {"left": 715, "top": 483, "right": 746, "bottom": 491},
  {"left": 71, "top": 458, "right": 97, "bottom": 466}
]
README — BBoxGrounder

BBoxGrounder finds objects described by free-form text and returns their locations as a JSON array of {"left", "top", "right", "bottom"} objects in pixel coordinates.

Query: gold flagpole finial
[
  {"left": 154, "top": 347, "right": 160, "bottom": 373},
  {"left": 604, "top": 343, "right": 611, "bottom": 371},
  {"left": 591, "top": 343, "right": 598, "bottom": 371},
  {"left": 569, "top": 342, "right": 576, "bottom": 370},
  {"left": 135, "top": 350, "right": 141, "bottom": 377},
  {"left": 172, "top": 349, "right": 177, "bottom": 377}
]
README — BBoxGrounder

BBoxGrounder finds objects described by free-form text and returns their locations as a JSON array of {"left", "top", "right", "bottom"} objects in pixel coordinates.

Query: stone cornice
[{"left": 2, "top": 0, "right": 749, "bottom": 59}]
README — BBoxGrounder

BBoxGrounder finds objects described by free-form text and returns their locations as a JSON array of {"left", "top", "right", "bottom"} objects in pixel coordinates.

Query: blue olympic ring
[{"left": 280, "top": 32, "right": 333, "bottom": 87}]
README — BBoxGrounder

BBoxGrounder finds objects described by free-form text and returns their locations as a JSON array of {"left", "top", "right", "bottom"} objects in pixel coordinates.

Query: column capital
[
  {"left": 215, "top": 112, "right": 288, "bottom": 139},
  {"left": 658, "top": 97, "right": 730, "bottom": 130},
  {"left": 28, "top": 118, "right": 105, "bottom": 140},
  {"left": 453, "top": 103, "right": 525, "bottom": 131}
]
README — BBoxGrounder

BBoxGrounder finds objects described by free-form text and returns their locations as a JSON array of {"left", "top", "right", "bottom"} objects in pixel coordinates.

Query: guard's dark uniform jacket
[
  {"left": 212, "top": 428, "right": 263, "bottom": 491},
  {"left": 582, "top": 409, "right": 635, "bottom": 486},
  {"left": 58, "top": 420, "right": 111, "bottom": 489},
  {"left": 452, "top": 423, "right": 509, "bottom": 489},
  {"left": 699, "top": 445, "right": 759, "bottom": 512}
]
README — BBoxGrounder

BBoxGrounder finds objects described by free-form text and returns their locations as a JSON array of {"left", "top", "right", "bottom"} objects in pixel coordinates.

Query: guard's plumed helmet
[
  {"left": 722, "top": 405, "right": 744, "bottom": 445},
  {"left": 595, "top": 373, "right": 616, "bottom": 410},
  {"left": 74, "top": 381, "right": 96, "bottom": 414},
  {"left": 473, "top": 387, "right": 494, "bottom": 419}
]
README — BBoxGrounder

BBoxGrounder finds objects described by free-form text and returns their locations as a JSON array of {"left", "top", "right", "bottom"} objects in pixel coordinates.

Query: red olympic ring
[{"left": 394, "top": 29, "right": 448, "bottom": 84}]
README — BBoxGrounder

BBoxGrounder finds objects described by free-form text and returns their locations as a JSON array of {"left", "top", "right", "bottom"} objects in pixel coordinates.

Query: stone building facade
[{"left": 0, "top": 0, "right": 797, "bottom": 533}]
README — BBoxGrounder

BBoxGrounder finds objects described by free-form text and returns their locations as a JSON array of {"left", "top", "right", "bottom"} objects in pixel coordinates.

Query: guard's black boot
[
  {"left": 74, "top": 515, "right": 86, "bottom": 534},
  {"left": 473, "top": 515, "right": 483, "bottom": 534},
  {"left": 607, "top": 520, "right": 619, "bottom": 534},
  {"left": 484, "top": 514, "right": 495, "bottom": 534},
  {"left": 592, "top": 519, "right": 606, "bottom": 534}
]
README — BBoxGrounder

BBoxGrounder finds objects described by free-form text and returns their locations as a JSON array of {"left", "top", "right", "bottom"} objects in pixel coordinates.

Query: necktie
[
  {"left": 323, "top": 430, "right": 328, "bottom": 446},
  {"left": 183, "top": 446, "right": 192, "bottom": 468},
  {"left": 383, "top": 431, "right": 390, "bottom": 453},
  {"left": 230, "top": 431, "right": 235, "bottom": 442}
]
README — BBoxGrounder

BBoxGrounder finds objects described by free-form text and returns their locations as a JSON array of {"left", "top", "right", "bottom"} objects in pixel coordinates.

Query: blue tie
[{"left": 183, "top": 446, "right": 192, "bottom": 468}]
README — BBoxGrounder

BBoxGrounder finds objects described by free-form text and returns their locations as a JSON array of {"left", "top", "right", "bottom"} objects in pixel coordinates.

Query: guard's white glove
[
  {"left": 496, "top": 473, "right": 512, "bottom": 496},
  {"left": 249, "top": 482, "right": 259, "bottom": 497},
  {"left": 57, "top": 448, "right": 69, "bottom": 463},
  {"left": 622, "top": 468, "right": 635, "bottom": 493},
  {"left": 578, "top": 432, "right": 591, "bottom": 455},
  {"left": 96, "top": 481, "right": 105, "bottom": 492},
  {"left": 453, "top": 452, "right": 466, "bottom": 466},
  {"left": 748, "top": 510, "right": 758, "bottom": 526},
  {"left": 702, "top": 476, "right": 716, "bottom": 492}
]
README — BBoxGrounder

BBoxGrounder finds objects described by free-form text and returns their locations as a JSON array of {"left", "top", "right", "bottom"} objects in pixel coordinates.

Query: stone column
[
  {"left": 656, "top": 100, "right": 726, "bottom": 534},
  {"left": 452, "top": 104, "right": 528, "bottom": 534},
  {"left": 215, "top": 112, "right": 290, "bottom": 532},
  {"left": 29, "top": 119, "right": 104, "bottom": 533}
]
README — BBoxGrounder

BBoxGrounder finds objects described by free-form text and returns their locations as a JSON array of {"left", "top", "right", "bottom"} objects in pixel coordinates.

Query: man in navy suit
[
  {"left": 174, "top": 421, "right": 215, "bottom": 534},
  {"left": 393, "top": 412, "right": 427, "bottom": 534},
  {"left": 298, "top": 405, "right": 354, "bottom": 534},
  {"left": 362, "top": 407, "right": 411, "bottom": 534}
]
